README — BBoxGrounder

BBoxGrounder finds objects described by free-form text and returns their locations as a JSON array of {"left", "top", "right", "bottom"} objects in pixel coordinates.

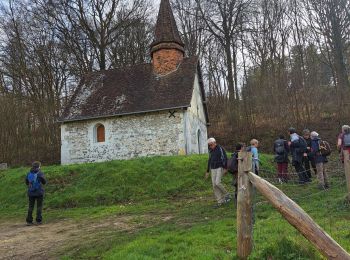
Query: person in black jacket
[
  {"left": 228, "top": 143, "right": 244, "bottom": 203},
  {"left": 205, "top": 138, "right": 230, "bottom": 207},
  {"left": 288, "top": 128, "right": 311, "bottom": 184},
  {"left": 302, "top": 129, "right": 317, "bottom": 178},
  {"left": 25, "top": 161, "right": 47, "bottom": 225},
  {"left": 273, "top": 135, "right": 290, "bottom": 182}
]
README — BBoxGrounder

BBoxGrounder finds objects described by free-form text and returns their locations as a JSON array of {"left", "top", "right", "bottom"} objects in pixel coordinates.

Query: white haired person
[
  {"left": 310, "top": 131, "right": 329, "bottom": 190},
  {"left": 205, "top": 138, "right": 230, "bottom": 207},
  {"left": 337, "top": 125, "right": 350, "bottom": 200}
]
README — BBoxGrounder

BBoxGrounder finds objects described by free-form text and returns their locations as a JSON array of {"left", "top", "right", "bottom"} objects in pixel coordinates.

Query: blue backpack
[{"left": 27, "top": 172, "right": 41, "bottom": 192}]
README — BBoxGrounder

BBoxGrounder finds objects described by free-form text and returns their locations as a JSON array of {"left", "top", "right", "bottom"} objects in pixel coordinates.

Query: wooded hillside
[{"left": 0, "top": 0, "right": 349, "bottom": 165}]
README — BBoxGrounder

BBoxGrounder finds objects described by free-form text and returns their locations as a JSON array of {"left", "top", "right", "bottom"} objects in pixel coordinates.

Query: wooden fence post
[
  {"left": 237, "top": 151, "right": 253, "bottom": 259},
  {"left": 343, "top": 150, "right": 350, "bottom": 201},
  {"left": 248, "top": 171, "right": 350, "bottom": 260}
]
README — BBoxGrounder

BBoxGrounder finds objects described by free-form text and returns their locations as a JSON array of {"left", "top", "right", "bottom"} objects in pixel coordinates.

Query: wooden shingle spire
[{"left": 151, "top": 0, "right": 185, "bottom": 75}]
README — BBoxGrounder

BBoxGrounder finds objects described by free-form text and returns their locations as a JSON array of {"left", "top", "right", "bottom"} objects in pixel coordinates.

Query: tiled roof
[
  {"left": 150, "top": 0, "right": 184, "bottom": 50},
  {"left": 59, "top": 56, "right": 208, "bottom": 123}
]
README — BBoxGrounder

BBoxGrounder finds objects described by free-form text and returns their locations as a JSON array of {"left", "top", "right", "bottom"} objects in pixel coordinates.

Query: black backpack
[
  {"left": 275, "top": 140, "right": 286, "bottom": 155},
  {"left": 298, "top": 136, "right": 308, "bottom": 153},
  {"left": 227, "top": 152, "right": 239, "bottom": 174}
]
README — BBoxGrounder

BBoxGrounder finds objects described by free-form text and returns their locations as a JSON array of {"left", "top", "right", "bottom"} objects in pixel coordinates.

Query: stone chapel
[{"left": 59, "top": 0, "right": 209, "bottom": 164}]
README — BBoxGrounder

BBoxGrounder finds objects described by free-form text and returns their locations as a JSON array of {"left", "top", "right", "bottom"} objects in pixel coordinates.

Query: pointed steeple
[
  {"left": 151, "top": 0, "right": 185, "bottom": 53},
  {"left": 151, "top": 0, "right": 185, "bottom": 75}
]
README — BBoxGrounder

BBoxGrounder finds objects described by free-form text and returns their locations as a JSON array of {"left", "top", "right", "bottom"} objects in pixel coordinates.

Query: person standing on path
[
  {"left": 310, "top": 132, "right": 329, "bottom": 190},
  {"left": 205, "top": 138, "right": 230, "bottom": 207},
  {"left": 25, "top": 161, "right": 46, "bottom": 225},
  {"left": 337, "top": 125, "right": 350, "bottom": 200}
]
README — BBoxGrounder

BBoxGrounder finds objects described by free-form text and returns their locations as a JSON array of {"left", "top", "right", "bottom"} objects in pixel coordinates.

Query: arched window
[
  {"left": 197, "top": 129, "right": 201, "bottom": 154},
  {"left": 96, "top": 124, "right": 105, "bottom": 143}
]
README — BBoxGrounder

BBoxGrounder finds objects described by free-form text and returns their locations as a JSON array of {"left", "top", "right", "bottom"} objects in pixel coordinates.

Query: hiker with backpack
[
  {"left": 25, "top": 161, "right": 46, "bottom": 225},
  {"left": 227, "top": 143, "right": 244, "bottom": 203},
  {"left": 337, "top": 125, "right": 350, "bottom": 163},
  {"left": 205, "top": 138, "right": 230, "bottom": 207},
  {"left": 337, "top": 125, "right": 350, "bottom": 200},
  {"left": 288, "top": 127, "right": 311, "bottom": 184},
  {"left": 310, "top": 131, "right": 330, "bottom": 190},
  {"left": 273, "top": 135, "right": 290, "bottom": 183},
  {"left": 302, "top": 129, "right": 317, "bottom": 178}
]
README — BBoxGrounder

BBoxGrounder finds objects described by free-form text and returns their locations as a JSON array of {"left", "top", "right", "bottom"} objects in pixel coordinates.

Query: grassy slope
[{"left": 1, "top": 154, "right": 349, "bottom": 259}]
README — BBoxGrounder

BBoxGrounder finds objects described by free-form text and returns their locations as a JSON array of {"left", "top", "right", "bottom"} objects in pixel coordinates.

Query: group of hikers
[
  {"left": 24, "top": 125, "right": 350, "bottom": 223},
  {"left": 206, "top": 125, "right": 350, "bottom": 207}
]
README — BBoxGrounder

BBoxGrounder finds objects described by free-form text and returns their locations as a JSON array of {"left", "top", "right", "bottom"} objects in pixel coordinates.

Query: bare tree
[
  {"left": 304, "top": 0, "right": 350, "bottom": 118},
  {"left": 196, "top": 0, "right": 250, "bottom": 101}
]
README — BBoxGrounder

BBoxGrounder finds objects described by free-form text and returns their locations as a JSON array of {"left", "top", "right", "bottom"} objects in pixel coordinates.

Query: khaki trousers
[
  {"left": 343, "top": 150, "right": 350, "bottom": 198},
  {"left": 211, "top": 167, "right": 228, "bottom": 204},
  {"left": 316, "top": 163, "right": 328, "bottom": 187}
]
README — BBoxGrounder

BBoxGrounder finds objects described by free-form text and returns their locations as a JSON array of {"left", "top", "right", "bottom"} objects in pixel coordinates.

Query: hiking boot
[
  {"left": 36, "top": 221, "right": 42, "bottom": 225},
  {"left": 26, "top": 222, "right": 33, "bottom": 226},
  {"left": 224, "top": 194, "right": 232, "bottom": 204},
  {"left": 212, "top": 203, "right": 222, "bottom": 209}
]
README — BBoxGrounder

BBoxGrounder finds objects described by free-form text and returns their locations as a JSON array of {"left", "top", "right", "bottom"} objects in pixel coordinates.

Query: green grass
[{"left": 1, "top": 153, "right": 349, "bottom": 259}]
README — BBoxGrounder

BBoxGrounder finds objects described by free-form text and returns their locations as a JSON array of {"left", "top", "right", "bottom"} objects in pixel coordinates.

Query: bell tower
[{"left": 150, "top": 0, "right": 185, "bottom": 75}]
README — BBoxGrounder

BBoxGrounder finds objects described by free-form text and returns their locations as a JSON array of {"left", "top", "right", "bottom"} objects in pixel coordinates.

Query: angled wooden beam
[{"left": 248, "top": 171, "right": 350, "bottom": 260}]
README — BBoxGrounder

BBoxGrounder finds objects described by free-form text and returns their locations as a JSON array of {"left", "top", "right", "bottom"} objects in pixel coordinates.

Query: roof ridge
[{"left": 84, "top": 57, "right": 197, "bottom": 77}]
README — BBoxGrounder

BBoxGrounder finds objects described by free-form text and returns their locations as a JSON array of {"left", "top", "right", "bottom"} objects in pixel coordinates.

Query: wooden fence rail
[{"left": 237, "top": 151, "right": 350, "bottom": 260}]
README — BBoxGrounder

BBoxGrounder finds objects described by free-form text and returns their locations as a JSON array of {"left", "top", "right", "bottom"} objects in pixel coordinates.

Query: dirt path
[
  {"left": 0, "top": 220, "right": 79, "bottom": 260},
  {"left": 0, "top": 213, "right": 173, "bottom": 260}
]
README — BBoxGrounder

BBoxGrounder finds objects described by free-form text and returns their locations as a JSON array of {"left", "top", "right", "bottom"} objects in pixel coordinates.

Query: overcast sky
[{"left": 0, "top": 0, "right": 161, "bottom": 8}]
